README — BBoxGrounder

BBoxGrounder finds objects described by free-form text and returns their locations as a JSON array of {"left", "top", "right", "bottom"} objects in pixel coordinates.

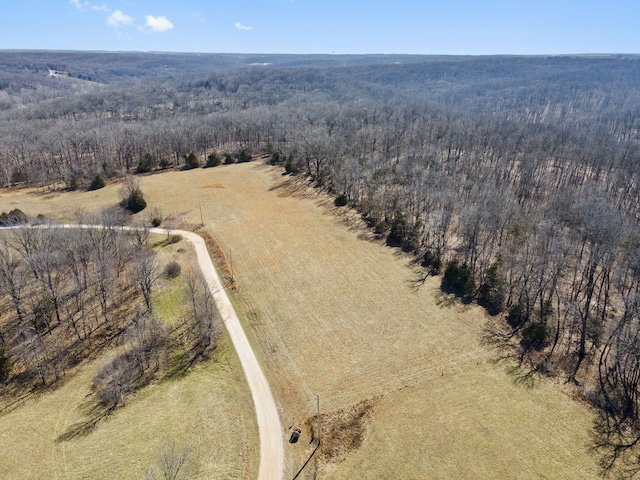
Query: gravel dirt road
[{"left": 155, "top": 229, "right": 284, "bottom": 480}]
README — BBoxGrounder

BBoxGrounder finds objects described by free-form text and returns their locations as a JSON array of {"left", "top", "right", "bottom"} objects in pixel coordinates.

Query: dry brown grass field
[
  {"left": 0, "top": 233, "right": 258, "bottom": 479},
  {"left": 1, "top": 162, "right": 603, "bottom": 479}
]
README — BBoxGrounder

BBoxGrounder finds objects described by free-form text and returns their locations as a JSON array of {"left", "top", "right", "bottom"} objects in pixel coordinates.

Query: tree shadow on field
[
  {"left": 591, "top": 409, "right": 640, "bottom": 479},
  {"left": 406, "top": 269, "right": 430, "bottom": 292},
  {"left": 162, "top": 324, "right": 217, "bottom": 382},
  {"left": 406, "top": 258, "right": 441, "bottom": 292},
  {"left": 504, "top": 362, "right": 540, "bottom": 389},
  {"left": 268, "top": 175, "right": 315, "bottom": 199},
  {"left": 332, "top": 208, "right": 382, "bottom": 244},
  {"left": 481, "top": 320, "right": 540, "bottom": 389},
  {"left": 0, "top": 390, "right": 36, "bottom": 417},
  {"left": 434, "top": 289, "right": 460, "bottom": 308},
  {"left": 55, "top": 396, "right": 115, "bottom": 443}
]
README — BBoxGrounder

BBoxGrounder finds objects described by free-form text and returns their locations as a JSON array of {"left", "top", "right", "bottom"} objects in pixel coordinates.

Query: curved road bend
[
  {"left": 5, "top": 225, "right": 284, "bottom": 480},
  {"left": 161, "top": 229, "right": 284, "bottom": 480}
]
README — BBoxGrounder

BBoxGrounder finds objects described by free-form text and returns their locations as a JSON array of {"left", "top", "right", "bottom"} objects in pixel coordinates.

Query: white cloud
[
  {"left": 69, "top": 0, "right": 89, "bottom": 9},
  {"left": 144, "top": 15, "right": 174, "bottom": 33},
  {"left": 107, "top": 10, "right": 133, "bottom": 28},
  {"left": 92, "top": 4, "right": 110, "bottom": 12},
  {"left": 235, "top": 22, "right": 254, "bottom": 31}
]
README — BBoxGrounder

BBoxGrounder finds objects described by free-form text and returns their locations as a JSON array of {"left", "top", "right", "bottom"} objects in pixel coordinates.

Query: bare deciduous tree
[
  {"left": 129, "top": 248, "right": 160, "bottom": 312},
  {"left": 144, "top": 442, "right": 196, "bottom": 480},
  {"left": 93, "top": 311, "right": 167, "bottom": 409},
  {"left": 184, "top": 269, "right": 222, "bottom": 362}
]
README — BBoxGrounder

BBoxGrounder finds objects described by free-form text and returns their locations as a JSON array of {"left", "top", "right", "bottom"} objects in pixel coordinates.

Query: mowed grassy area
[
  {"left": 0, "top": 233, "right": 258, "bottom": 479},
  {"left": 1, "top": 163, "right": 601, "bottom": 478}
]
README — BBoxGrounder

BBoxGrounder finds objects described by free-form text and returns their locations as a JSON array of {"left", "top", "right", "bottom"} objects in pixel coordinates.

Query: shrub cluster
[
  {"left": 422, "top": 250, "right": 442, "bottom": 275},
  {"left": 164, "top": 261, "right": 181, "bottom": 278},
  {"left": 136, "top": 153, "right": 157, "bottom": 173},
  {"left": 183, "top": 152, "right": 200, "bottom": 170},
  {"left": 520, "top": 322, "right": 549, "bottom": 351},
  {"left": 0, "top": 208, "right": 28, "bottom": 226},
  {"left": 236, "top": 148, "right": 252, "bottom": 163},
  {"left": 205, "top": 151, "right": 221, "bottom": 167},
  {"left": 442, "top": 260, "right": 476, "bottom": 298},
  {"left": 477, "top": 260, "right": 506, "bottom": 315},
  {"left": 89, "top": 174, "right": 106, "bottom": 191},
  {"left": 126, "top": 189, "right": 146, "bottom": 213},
  {"left": 334, "top": 193, "right": 348, "bottom": 207}
]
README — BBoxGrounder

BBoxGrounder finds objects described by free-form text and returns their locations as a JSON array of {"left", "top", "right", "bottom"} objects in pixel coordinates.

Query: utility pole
[{"left": 199, "top": 200, "right": 204, "bottom": 226}]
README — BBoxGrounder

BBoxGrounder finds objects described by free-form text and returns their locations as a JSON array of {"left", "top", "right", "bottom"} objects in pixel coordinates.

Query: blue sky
[{"left": 1, "top": 0, "right": 639, "bottom": 54}]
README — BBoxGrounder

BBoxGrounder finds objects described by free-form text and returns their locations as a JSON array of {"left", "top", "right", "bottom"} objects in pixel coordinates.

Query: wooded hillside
[{"left": 2, "top": 51, "right": 640, "bottom": 471}]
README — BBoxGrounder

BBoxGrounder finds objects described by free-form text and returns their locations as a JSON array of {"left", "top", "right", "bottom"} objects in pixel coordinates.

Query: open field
[
  {"left": 1, "top": 162, "right": 603, "bottom": 478},
  {"left": 0, "top": 232, "right": 258, "bottom": 479}
]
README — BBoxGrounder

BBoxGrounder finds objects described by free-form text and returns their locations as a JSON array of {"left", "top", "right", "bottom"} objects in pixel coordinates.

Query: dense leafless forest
[{"left": 2, "top": 51, "right": 640, "bottom": 466}]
